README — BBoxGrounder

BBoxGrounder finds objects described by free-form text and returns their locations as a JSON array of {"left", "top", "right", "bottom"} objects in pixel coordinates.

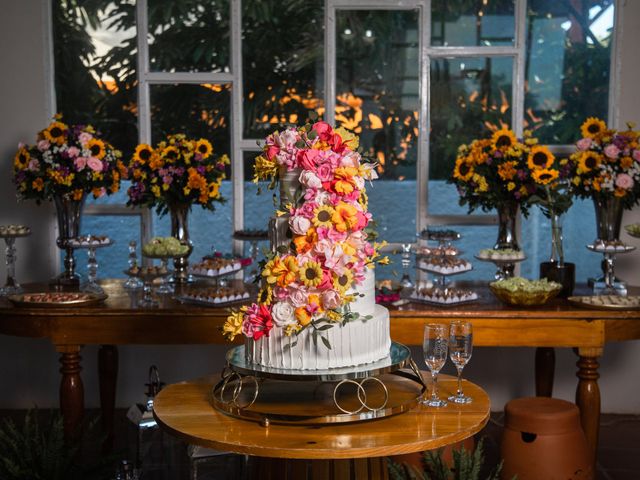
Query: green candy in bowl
[{"left": 490, "top": 277, "right": 562, "bottom": 306}]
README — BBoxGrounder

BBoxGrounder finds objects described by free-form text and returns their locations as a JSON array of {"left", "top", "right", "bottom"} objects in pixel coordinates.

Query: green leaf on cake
[{"left": 321, "top": 336, "right": 332, "bottom": 350}]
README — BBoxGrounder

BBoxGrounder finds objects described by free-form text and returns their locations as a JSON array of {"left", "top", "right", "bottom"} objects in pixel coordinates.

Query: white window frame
[{"left": 48, "top": 0, "right": 623, "bottom": 261}]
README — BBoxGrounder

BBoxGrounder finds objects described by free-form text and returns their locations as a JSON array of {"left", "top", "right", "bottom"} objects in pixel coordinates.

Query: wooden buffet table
[
  {"left": 0, "top": 279, "right": 639, "bottom": 464},
  {"left": 152, "top": 374, "right": 490, "bottom": 480}
]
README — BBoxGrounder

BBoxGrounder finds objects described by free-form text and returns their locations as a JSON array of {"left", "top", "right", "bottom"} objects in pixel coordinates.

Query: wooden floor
[{"left": 0, "top": 409, "right": 637, "bottom": 479}]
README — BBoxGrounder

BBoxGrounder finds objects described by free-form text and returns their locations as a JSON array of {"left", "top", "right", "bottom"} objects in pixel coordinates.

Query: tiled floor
[{"left": 0, "top": 409, "right": 638, "bottom": 479}]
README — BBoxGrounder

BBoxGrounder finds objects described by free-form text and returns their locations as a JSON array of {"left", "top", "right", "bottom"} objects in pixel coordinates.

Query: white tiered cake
[{"left": 223, "top": 121, "right": 390, "bottom": 370}]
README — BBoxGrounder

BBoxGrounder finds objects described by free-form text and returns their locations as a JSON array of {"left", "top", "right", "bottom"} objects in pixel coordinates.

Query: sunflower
[
  {"left": 13, "top": 147, "right": 30, "bottom": 170},
  {"left": 333, "top": 269, "right": 354, "bottom": 293},
  {"left": 161, "top": 145, "right": 179, "bottom": 162},
  {"left": 87, "top": 138, "right": 106, "bottom": 159},
  {"left": 195, "top": 139, "right": 213, "bottom": 159},
  {"left": 257, "top": 285, "right": 273, "bottom": 305},
  {"left": 580, "top": 117, "right": 607, "bottom": 139},
  {"left": 133, "top": 144, "right": 153, "bottom": 164},
  {"left": 42, "top": 121, "right": 67, "bottom": 145},
  {"left": 577, "top": 151, "right": 602, "bottom": 174},
  {"left": 312, "top": 205, "right": 335, "bottom": 228},
  {"left": 532, "top": 168, "right": 559, "bottom": 185},
  {"left": 527, "top": 145, "right": 555, "bottom": 170},
  {"left": 453, "top": 158, "right": 474, "bottom": 181},
  {"left": 491, "top": 128, "right": 517, "bottom": 150},
  {"left": 299, "top": 260, "right": 323, "bottom": 287}
]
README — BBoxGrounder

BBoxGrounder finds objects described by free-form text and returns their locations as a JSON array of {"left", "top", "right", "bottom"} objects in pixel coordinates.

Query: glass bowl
[{"left": 489, "top": 281, "right": 562, "bottom": 306}]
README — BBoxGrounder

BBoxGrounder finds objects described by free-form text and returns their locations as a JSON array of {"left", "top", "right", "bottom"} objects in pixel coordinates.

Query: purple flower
[{"left": 196, "top": 166, "right": 206, "bottom": 175}]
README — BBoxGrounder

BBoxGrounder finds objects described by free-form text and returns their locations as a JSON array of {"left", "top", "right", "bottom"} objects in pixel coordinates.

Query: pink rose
[
  {"left": 316, "top": 163, "right": 334, "bottom": 182},
  {"left": 37, "top": 140, "right": 50, "bottom": 151},
  {"left": 290, "top": 215, "right": 311, "bottom": 235},
  {"left": 604, "top": 144, "right": 620, "bottom": 159},
  {"left": 312, "top": 121, "right": 333, "bottom": 141},
  {"left": 318, "top": 269, "right": 333, "bottom": 290},
  {"left": 633, "top": 149, "right": 640, "bottom": 162},
  {"left": 27, "top": 159, "right": 40, "bottom": 172},
  {"left": 287, "top": 286, "right": 308, "bottom": 308},
  {"left": 353, "top": 211, "right": 370, "bottom": 231},
  {"left": 78, "top": 132, "right": 93, "bottom": 146},
  {"left": 67, "top": 146, "right": 80, "bottom": 158},
  {"left": 327, "top": 228, "right": 347, "bottom": 242},
  {"left": 615, "top": 173, "right": 634, "bottom": 190},
  {"left": 87, "top": 157, "right": 103, "bottom": 172},
  {"left": 265, "top": 145, "right": 280, "bottom": 160},
  {"left": 321, "top": 289, "right": 342, "bottom": 310},
  {"left": 340, "top": 151, "right": 361, "bottom": 168},
  {"left": 298, "top": 149, "right": 320, "bottom": 171},
  {"left": 299, "top": 170, "right": 322, "bottom": 189},
  {"left": 74, "top": 157, "right": 88, "bottom": 171},
  {"left": 576, "top": 138, "right": 592, "bottom": 151}
]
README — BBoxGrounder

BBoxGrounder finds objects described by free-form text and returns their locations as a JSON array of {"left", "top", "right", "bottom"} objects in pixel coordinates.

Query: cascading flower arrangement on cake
[
  {"left": 449, "top": 127, "right": 550, "bottom": 216},
  {"left": 12, "top": 115, "right": 125, "bottom": 202},
  {"left": 125, "top": 133, "right": 229, "bottom": 215},
  {"left": 567, "top": 117, "right": 640, "bottom": 208},
  {"left": 223, "top": 120, "right": 388, "bottom": 354}
]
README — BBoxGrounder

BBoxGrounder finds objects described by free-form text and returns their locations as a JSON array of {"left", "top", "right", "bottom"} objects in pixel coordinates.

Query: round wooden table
[{"left": 153, "top": 374, "right": 490, "bottom": 479}]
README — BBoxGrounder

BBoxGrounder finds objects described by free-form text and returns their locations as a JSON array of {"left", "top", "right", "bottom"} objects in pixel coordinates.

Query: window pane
[
  {"left": 78, "top": 215, "right": 142, "bottom": 279},
  {"left": 428, "top": 56, "right": 513, "bottom": 215},
  {"left": 336, "top": 9, "right": 420, "bottom": 243},
  {"left": 147, "top": 0, "right": 230, "bottom": 73},
  {"left": 431, "top": 0, "right": 515, "bottom": 46},
  {"left": 242, "top": 0, "right": 325, "bottom": 139},
  {"left": 149, "top": 84, "right": 231, "bottom": 161},
  {"left": 53, "top": 1, "right": 138, "bottom": 173},
  {"left": 525, "top": 0, "right": 614, "bottom": 144}
]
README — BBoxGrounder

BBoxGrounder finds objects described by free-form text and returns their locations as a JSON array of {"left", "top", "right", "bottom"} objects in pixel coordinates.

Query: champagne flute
[
  {"left": 422, "top": 323, "right": 449, "bottom": 407},
  {"left": 448, "top": 321, "right": 473, "bottom": 404}
]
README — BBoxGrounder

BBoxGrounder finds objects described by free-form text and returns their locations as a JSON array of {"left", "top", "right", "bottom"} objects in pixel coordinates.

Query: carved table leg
[
  {"left": 535, "top": 347, "right": 555, "bottom": 397},
  {"left": 576, "top": 347, "right": 602, "bottom": 469},
  {"left": 98, "top": 345, "right": 118, "bottom": 452},
  {"left": 57, "top": 345, "right": 84, "bottom": 442}
]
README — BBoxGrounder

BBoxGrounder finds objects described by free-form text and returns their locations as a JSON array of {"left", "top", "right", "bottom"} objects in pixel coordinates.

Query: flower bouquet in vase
[
  {"left": 567, "top": 118, "right": 640, "bottom": 293},
  {"left": 126, "top": 134, "right": 229, "bottom": 283},
  {"left": 449, "top": 128, "right": 544, "bottom": 278},
  {"left": 13, "top": 115, "right": 125, "bottom": 286}
]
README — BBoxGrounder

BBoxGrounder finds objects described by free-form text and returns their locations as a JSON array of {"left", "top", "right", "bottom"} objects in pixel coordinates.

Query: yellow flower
[
  {"left": 335, "top": 127, "right": 359, "bottom": 150},
  {"left": 532, "top": 168, "right": 559, "bottom": 185},
  {"left": 377, "top": 256, "right": 390, "bottom": 265},
  {"left": 86, "top": 138, "right": 106, "bottom": 159},
  {"left": 577, "top": 151, "right": 602, "bottom": 174},
  {"left": 32, "top": 178, "right": 44, "bottom": 191},
  {"left": 491, "top": 128, "right": 517, "bottom": 150},
  {"left": 253, "top": 154, "right": 278, "bottom": 181},
  {"left": 72, "top": 189, "right": 83, "bottom": 200},
  {"left": 453, "top": 158, "right": 474, "bottom": 181},
  {"left": 195, "top": 139, "right": 213, "bottom": 159},
  {"left": 295, "top": 307, "right": 313, "bottom": 326},
  {"left": 42, "top": 121, "right": 67, "bottom": 145},
  {"left": 133, "top": 144, "right": 153, "bottom": 164},
  {"left": 151, "top": 185, "right": 161, "bottom": 197},
  {"left": 13, "top": 148, "right": 30, "bottom": 170},
  {"left": 262, "top": 256, "right": 299, "bottom": 288},
  {"left": 257, "top": 286, "right": 273, "bottom": 305},
  {"left": 621, "top": 156, "right": 633, "bottom": 169},
  {"left": 497, "top": 161, "right": 518, "bottom": 181},
  {"left": 326, "top": 310, "right": 342, "bottom": 322},
  {"left": 299, "top": 260, "right": 323, "bottom": 287},
  {"left": 333, "top": 269, "right": 354, "bottom": 293},
  {"left": 581, "top": 117, "right": 607, "bottom": 139},
  {"left": 507, "top": 182, "right": 516, "bottom": 191},
  {"left": 332, "top": 202, "right": 359, "bottom": 232},
  {"left": 333, "top": 166, "right": 358, "bottom": 195},
  {"left": 162, "top": 145, "right": 179, "bottom": 162},
  {"left": 472, "top": 173, "right": 488, "bottom": 193},
  {"left": 285, "top": 323, "right": 302, "bottom": 336},
  {"left": 312, "top": 205, "right": 335, "bottom": 228},
  {"left": 222, "top": 308, "right": 246, "bottom": 341},
  {"left": 527, "top": 145, "right": 554, "bottom": 170}
]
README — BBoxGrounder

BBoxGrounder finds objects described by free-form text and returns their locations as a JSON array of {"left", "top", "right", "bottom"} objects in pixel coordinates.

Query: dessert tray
[
  {"left": 65, "top": 235, "right": 113, "bottom": 248},
  {"left": 409, "top": 286, "right": 478, "bottom": 306},
  {"left": 0, "top": 225, "right": 31, "bottom": 238},
  {"left": 475, "top": 249, "right": 525, "bottom": 261},
  {"left": 417, "top": 258, "right": 472, "bottom": 275},
  {"left": 418, "top": 228, "right": 460, "bottom": 242},
  {"left": 175, "top": 287, "right": 252, "bottom": 307},
  {"left": 188, "top": 257, "right": 248, "bottom": 279},
  {"left": 568, "top": 295, "right": 640, "bottom": 310},
  {"left": 415, "top": 245, "right": 461, "bottom": 257},
  {"left": 586, "top": 241, "right": 635, "bottom": 254},
  {"left": 8, "top": 291, "right": 107, "bottom": 308},
  {"left": 124, "top": 266, "right": 171, "bottom": 280},
  {"left": 211, "top": 342, "right": 426, "bottom": 425}
]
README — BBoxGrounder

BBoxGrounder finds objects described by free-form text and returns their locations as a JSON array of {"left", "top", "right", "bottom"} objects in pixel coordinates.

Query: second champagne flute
[
  {"left": 422, "top": 323, "right": 449, "bottom": 407},
  {"left": 448, "top": 320, "right": 473, "bottom": 404}
]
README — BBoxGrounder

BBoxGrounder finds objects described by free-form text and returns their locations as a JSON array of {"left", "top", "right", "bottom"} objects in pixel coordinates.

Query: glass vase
[
  {"left": 168, "top": 203, "right": 194, "bottom": 284},
  {"left": 539, "top": 213, "right": 575, "bottom": 298},
  {"left": 53, "top": 193, "right": 86, "bottom": 287},
  {"left": 494, "top": 201, "right": 519, "bottom": 251},
  {"left": 593, "top": 196, "right": 624, "bottom": 241}
]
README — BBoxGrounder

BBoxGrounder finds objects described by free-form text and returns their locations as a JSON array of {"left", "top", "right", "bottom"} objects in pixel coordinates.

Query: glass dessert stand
[
  {"left": 0, "top": 225, "right": 31, "bottom": 296},
  {"left": 586, "top": 242, "right": 635, "bottom": 295},
  {"left": 232, "top": 230, "right": 269, "bottom": 283},
  {"left": 474, "top": 254, "right": 526, "bottom": 280},
  {"left": 67, "top": 235, "right": 114, "bottom": 294},
  {"left": 211, "top": 342, "right": 426, "bottom": 426},
  {"left": 124, "top": 267, "right": 172, "bottom": 308},
  {"left": 142, "top": 253, "right": 182, "bottom": 294}
]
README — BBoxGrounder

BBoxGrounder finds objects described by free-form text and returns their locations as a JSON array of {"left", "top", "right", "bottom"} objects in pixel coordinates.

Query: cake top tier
[{"left": 223, "top": 121, "right": 389, "bottom": 345}]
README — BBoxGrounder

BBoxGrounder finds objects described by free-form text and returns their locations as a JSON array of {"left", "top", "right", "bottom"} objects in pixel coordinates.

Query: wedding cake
[{"left": 223, "top": 121, "right": 390, "bottom": 370}]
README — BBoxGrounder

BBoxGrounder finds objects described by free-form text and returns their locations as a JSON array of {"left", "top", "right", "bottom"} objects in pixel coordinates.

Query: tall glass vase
[
  {"left": 494, "top": 201, "right": 519, "bottom": 251},
  {"left": 591, "top": 196, "right": 626, "bottom": 292},
  {"left": 169, "top": 203, "right": 194, "bottom": 284},
  {"left": 539, "top": 213, "right": 575, "bottom": 298},
  {"left": 53, "top": 193, "right": 86, "bottom": 287}
]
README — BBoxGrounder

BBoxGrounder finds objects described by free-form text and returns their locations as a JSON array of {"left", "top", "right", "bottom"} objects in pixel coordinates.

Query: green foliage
[
  {"left": 387, "top": 438, "right": 508, "bottom": 480},
  {"left": 0, "top": 410, "right": 113, "bottom": 480}
]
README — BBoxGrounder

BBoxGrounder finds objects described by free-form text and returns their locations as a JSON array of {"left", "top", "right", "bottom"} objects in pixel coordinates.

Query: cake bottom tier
[{"left": 245, "top": 305, "right": 391, "bottom": 370}]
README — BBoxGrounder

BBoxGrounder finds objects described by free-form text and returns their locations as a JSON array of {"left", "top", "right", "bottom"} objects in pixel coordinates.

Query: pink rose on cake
[{"left": 271, "top": 301, "right": 296, "bottom": 327}]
